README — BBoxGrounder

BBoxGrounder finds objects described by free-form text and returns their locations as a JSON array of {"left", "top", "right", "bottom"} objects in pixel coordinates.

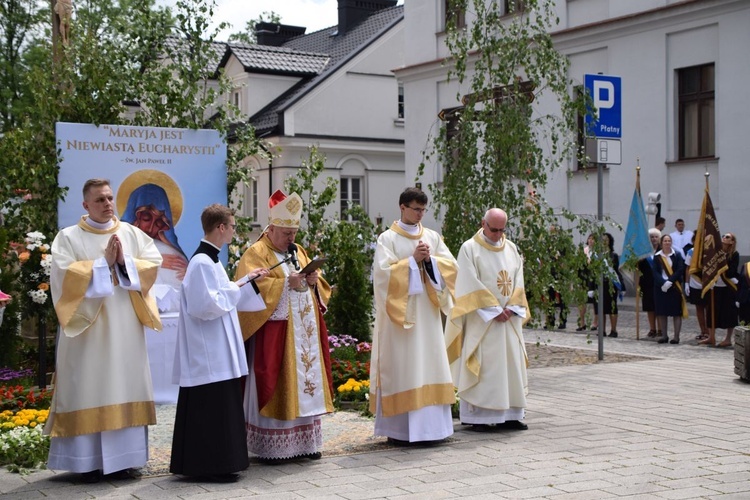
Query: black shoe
[
  {"left": 590, "top": 326, "right": 598, "bottom": 331},
  {"left": 104, "top": 468, "right": 142, "bottom": 480},
  {"left": 557, "top": 323, "right": 567, "bottom": 330},
  {"left": 498, "top": 420, "right": 528, "bottom": 430},
  {"left": 257, "top": 456, "right": 289, "bottom": 465},
  {"left": 467, "top": 424, "right": 493, "bottom": 432},
  {"left": 669, "top": 339, "right": 680, "bottom": 344},
  {"left": 647, "top": 330, "right": 657, "bottom": 338},
  {"left": 80, "top": 470, "right": 102, "bottom": 483},
  {"left": 576, "top": 325, "right": 586, "bottom": 332},
  {"left": 305, "top": 452, "right": 322, "bottom": 460},
  {"left": 387, "top": 437, "right": 412, "bottom": 446},
  {"left": 657, "top": 337, "right": 669, "bottom": 344},
  {"left": 200, "top": 473, "right": 239, "bottom": 483},
  {"left": 608, "top": 331, "right": 618, "bottom": 338}
]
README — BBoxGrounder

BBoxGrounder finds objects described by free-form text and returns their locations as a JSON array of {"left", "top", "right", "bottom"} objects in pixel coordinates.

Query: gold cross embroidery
[{"left": 497, "top": 270, "right": 512, "bottom": 296}]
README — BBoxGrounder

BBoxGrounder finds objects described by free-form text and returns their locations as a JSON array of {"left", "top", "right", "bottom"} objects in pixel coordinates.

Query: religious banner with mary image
[{"left": 119, "top": 170, "right": 189, "bottom": 308}]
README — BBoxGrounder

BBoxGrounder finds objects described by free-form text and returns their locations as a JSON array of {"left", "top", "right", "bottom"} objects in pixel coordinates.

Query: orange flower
[
  {"left": 37, "top": 283, "right": 49, "bottom": 291},
  {"left": 18, "top": 251, "right": 31, "bottom": 263}
]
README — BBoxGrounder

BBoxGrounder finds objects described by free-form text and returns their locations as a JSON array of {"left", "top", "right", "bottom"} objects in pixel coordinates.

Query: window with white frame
[
  {"left": 340, "top": 177, "right": 362, "bottom": 220},
  {"left": 244, "top": 177, "right": 258, "bottom": 222},
  {"left": 398, "top": 83, "right": 404, "bottom": 119},
  {"left": 575, "top": 85, "right": 593, "bottom": 170},
  {"left": 503, "top": 0, "right": 525, "bottom": 15},
  {"left": 445, "top": 0, "right": 465, "bottom": 29},
  {"left": 678, "top": 63, "right": 714, "bottom": 160}
]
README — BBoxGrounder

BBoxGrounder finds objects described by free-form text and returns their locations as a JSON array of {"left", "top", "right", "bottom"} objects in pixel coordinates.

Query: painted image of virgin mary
[{"left": 121, "top": 183, "right": 188, "bottom": 287}]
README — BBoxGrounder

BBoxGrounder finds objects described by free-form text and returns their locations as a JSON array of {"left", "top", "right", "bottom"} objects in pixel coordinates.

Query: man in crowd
[
  {"left": 655, "top": 217, "right": 666, "bottom": 233},
  {"left": 47, "top": 178, "right": 162, "bottom": 483},
  {"left": 170, "top": 204, "right": 268, "bottom": 482},
  {"left": 370, "top": 187, "right": 457, "bottom": 444},
  {"left": 669, "top": 218, "right": 693, "bottom": 257},
  {"left": 235, "top": 190, "right": 333, "bottom": 463},
  {"left": 445, "top": 208, "right": 530, "bottom": 431}
]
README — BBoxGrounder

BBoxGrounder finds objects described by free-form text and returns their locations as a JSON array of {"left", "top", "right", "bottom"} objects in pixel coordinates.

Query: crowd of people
[
  {"left": 564, "top": 218, "right": 749, "bottom": 347},
  {"left": 41, "top": 179, "right": 746, "bottom": 484}
]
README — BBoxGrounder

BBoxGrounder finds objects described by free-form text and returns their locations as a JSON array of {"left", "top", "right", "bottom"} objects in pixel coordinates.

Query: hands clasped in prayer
[{"left": 105, "top": 234, "right": 125, "bottom": 268}]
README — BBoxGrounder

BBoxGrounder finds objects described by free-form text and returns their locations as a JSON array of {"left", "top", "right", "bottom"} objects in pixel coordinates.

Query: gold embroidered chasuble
[
  {"left": 445, "top": 230, "right": 530, "bottom": 410},
  {"left": 370, "top": 222, "right": 458, "bottom": 416},
  {"left": 46, "top": 217, "right": 161, "bottom": 437},
  {"left": 235, "top": 235, "right": 334, "bottom": 420}
]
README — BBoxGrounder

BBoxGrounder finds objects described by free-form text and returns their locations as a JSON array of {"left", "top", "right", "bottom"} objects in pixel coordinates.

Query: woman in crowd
[
  {"left": 738, "top": 256, "right": 750, "bottom": 325},
  {"left": 576, "top": 234, "right": 597, "bottom": 331},
  {"left": 652, "top": 234, "right": 687, "bottom": 344},
  {"left": 700, "top": 232, "right": 740, "bottom": 347},
  {"left": 638, "top": 228, "right": 661, "bottom": 338},
  {"left": 589, "top": 233, "right": 623, "bottom": 337},
  {"left": 684, "top": 233, "right": 709, "bottom": 341}
]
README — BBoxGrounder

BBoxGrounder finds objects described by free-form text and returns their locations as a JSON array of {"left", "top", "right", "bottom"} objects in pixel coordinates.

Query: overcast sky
[{"left": 155, "top": 0, "right": 403, "bottom": 41}]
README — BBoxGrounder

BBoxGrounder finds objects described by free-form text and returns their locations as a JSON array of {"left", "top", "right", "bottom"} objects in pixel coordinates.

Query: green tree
[
  {"left": 227, "top": 11, "right": 281, "bottom": 45},
  {"left": 0, "top": 0, "right": 265, "bottom": 366},
  {"left": 0, "top": 0, "right": 47, "bottom": 132},
  {"left": 319, "top": 205, "right": 376, "bottom": 342},
  {"left": 420, "top": 0, "right": 609, "bottom": 322},
  {"left": 283, "top": 147, "right": 376, "bottom": 342},
  {"left": 283, "top": 146, "right": 337, "bottom": 252}
]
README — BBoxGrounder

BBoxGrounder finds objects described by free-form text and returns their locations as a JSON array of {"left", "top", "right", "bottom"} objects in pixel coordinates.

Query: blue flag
[{"left": 620, "top": 185, "right": 652, "bottom": 268}]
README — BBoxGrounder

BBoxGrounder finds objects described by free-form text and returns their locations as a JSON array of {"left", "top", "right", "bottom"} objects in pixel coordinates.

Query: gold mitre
[{"left": 268, "top": 189, "right": 302, "bottom": 228}]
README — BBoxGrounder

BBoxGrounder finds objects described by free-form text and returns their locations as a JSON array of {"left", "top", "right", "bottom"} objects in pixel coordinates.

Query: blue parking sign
[{"left": 584, "top": 74, "right": 622, "bottom": 138}]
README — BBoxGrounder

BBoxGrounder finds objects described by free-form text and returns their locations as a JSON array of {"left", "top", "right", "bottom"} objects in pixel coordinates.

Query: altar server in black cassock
[{"left": 170, "top": 204, "right": 267, "bottom": 482}]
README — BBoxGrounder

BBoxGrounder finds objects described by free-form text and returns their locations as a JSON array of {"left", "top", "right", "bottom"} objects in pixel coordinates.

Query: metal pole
[{"left": 597, "top": 161, "right": 604, "bottom": 360}]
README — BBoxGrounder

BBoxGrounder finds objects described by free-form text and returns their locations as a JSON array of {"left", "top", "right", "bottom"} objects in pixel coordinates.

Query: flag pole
[
  {"left": 706, "top": 171, "right": 717, "bottom": 345},
  {"left": 635, "top": 161, "right": 642, "bottom": 341}
]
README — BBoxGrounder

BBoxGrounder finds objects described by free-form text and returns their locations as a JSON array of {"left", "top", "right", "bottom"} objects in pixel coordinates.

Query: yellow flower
[{"left": 38, "top": 283, "right": 50, "bottom": 291}]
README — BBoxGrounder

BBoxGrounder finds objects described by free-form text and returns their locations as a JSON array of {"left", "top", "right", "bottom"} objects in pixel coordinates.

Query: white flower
[
  {"left": 27, "top": 289, "right": 47, "bottom": 304},
  {"left": 40, "top": 255, "right": 52, "bottom": 276},
  {"left": 26, "top": 231, "right": 45, "bottom": 243}
]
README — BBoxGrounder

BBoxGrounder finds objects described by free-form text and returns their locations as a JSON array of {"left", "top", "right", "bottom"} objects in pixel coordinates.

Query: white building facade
[
  {"left": 396, "top": 0, "right": 750, "bottom": 257},
  {"left": 222, "top": 1, "right": 406, "bottom": 231}
]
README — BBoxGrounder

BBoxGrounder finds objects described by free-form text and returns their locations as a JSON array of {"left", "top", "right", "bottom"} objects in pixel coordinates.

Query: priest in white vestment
[
  {"left": 370, "top": 187, "right": 458, "bottom": 444},
  {"left": 445, "top": 208, "right": 531, "bottom": 431},
  {"left": 46, "top": 179, "right": 162, "bottom": 483}
]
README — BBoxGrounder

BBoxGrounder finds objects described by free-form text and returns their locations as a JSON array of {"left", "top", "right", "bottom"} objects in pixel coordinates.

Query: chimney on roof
[
  {"left": 255, "top": 22, "right": 306, "bottom": 46},
  {"left": 338, "top": 0, "right": 397, "bottom": 34}
]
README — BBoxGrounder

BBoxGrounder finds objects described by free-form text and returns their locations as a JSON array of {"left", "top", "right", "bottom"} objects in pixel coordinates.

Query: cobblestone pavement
[{"left": 2, "top": 297, "right": 748, "bottom": 499}]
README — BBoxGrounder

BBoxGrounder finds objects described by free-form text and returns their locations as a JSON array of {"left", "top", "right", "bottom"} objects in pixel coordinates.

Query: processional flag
[
  {"left": 689, "top": 182, "right": 726, "bottom": 298},
  {"left": 620, "top": 168, "right": 652, "bottom": 268}
]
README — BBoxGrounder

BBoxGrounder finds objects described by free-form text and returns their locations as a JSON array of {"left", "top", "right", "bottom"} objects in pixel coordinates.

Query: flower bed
[
  {"left": 0, "top": 409, "right": 50, "bottom": 473},
  {"left": 0, "top": 384, "right": 52, "bottom": 412},
  {"left": 0, "top": 367, "right": 52, "bottom": 473},
  {"left": 329, "top": 335, "right": 372, "bottom": 414}
]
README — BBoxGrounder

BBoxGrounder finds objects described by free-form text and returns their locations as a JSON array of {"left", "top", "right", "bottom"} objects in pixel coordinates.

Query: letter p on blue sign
[{"left": 584, "top": 74, "right": 622, "bottom": 139}]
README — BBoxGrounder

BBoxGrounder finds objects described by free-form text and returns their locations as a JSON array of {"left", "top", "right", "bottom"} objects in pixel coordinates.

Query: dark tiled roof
[
  {"left": 249, "top": 5, "right": 404, "bottom": 135},
  {"left": 164, "top": 36, "right": 228, "bottom": 76},
  {"left": 227, "top": 43, "right": 329, "bottom": 76}
]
